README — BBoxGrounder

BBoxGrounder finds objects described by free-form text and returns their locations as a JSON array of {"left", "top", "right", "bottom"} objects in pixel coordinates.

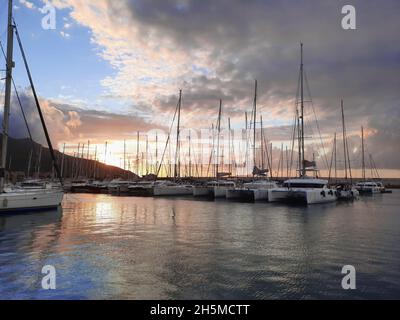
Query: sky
[{"left": 0, "top": 0, "right": 399, "bottom": 177}]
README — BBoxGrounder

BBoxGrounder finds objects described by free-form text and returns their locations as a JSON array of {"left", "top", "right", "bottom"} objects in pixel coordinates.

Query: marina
[{"left": 0, "top": 0, "right": 399, "bottom": 303}]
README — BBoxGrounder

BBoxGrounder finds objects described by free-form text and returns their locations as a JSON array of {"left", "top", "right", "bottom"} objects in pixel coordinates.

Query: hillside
[{"left": 1, "top": 136, "right": 137, "bottom": 180}]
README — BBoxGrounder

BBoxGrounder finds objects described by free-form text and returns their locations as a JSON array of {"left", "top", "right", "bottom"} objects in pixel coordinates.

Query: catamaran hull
[
  {"left": 193, "top": 186, "right": 214, "bottom": 197},
  {"left": 356, "top": 188, "right": 381, "bottom": 195},
  {"left": 268, "top": 189, "right": 337, "bottom": 205},
  {"left": 226, "top": 189, "right": 255, "bottom": 202},
  {"left": 0, "top": 191, "right": 64, "bottom": 213},
  {"left": 253, "top": 189, "right": 269, "bottom": 201},
  {"left": 213, "top": 187, "right": 230, "bottom": 198},
  {"left": 337, "top": 189, "right": 360, "bottom": 201},
  {"left": 153, "top": 187, "right": 193, "bottom": 197}
]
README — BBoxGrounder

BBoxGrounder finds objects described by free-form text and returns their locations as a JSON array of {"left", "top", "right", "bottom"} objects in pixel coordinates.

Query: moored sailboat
[
  {"left": 268, "top": 44, "right": 337, "bottom": 205},
  {"left": 226, "top": 80, "right": 278, "bottom": 202},
  {"left": 0, "top": 0, "right": 64, "bottom": 213}
]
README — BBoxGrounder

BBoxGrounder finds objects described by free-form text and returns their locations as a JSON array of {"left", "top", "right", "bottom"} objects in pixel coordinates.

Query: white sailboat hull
[
  {"left": 253, "top": 189, "right": 269, "bottom": 201},
  {"left": 0, "top": 189, "right": 64, "bottom": 213},
  {"left": 213, "top": 186, "right": 231, "bottom": 198},
  {"left": 268, "top": 188, "right": 337, "bottom": 205}
]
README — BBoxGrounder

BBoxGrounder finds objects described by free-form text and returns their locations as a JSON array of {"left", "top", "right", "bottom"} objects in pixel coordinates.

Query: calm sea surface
[{"left": 1, "top": 191, "right": 399, "bottom": 300}]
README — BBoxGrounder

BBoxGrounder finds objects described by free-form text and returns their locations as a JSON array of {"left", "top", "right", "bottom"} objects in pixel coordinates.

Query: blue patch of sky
[
  {"left": 5, "top": 1, "right": 116, "bottom": 110},
  {"left": 191, "top": 64, "right": 212, "bottom": 77}
]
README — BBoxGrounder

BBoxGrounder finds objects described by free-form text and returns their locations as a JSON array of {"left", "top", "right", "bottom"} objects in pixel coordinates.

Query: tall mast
[
  {"left": 253, "top": 80, "right": 258, "bottom": 175},
  {"left": 0, "top": 0, "right": 14, "bottom": 192},
  {"left": 245, "top": 112, "right": 248, "bottom": 177},
  {"left": 123, "top": 139, "right": 126, "bottom": 171},
  {"left": 300, "top": 43, "right": 305, "bottom": 177},
  {"left": 175, "top": 90, "right": 182, "bottom": 179},
  {"left": 136, "top": 132, "right": 139, "bottom": 176},
  {"left": 260, "top": 115, "right": 264, "bottom": 170},
  {"left": 61, "top": 143, "right": 66, "bottom": 179},
  {"left": 188, "top": 130, "right": 192, "bottom": 177},
  {"left": 155, "top": 132, "right": 158, "bottom": 176},
  {"left": 93, "top": 145, "right": 97, "bottom": 179},
  {"left": 334, "top": 133, "right": 337, "bottom": 182},
  {"left": 216, "top": 100, "right": 222, "bottom": 180},
  {"left": 341, "top": 100, "right": 348, "bottom": 180},
  {"left": 146, "top": 135, "right": 149, "bottom": 175},
  {"left": 86, "top": 140, "right": 90, "bottom": 178},
  {"left": 228, "top": 118, "right": 232, "bottom": 175},
  {"left": 361, "top": 126, "right": 366, "bottom": 180}
]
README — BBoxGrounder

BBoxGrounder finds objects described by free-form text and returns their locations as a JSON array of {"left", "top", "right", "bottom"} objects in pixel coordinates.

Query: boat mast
[
  {"left": 300, "top": 43, "right": 306, "bottom": 177},
  {"left": 253, "top": 80, "right": 258, "bottom": 177},
  {"left": 361, "top": 126, "right": 366, "bottom": 181},
  {"left": 93, "top": 145, "right": 97, "bottom": 179},
  {"left": 61, "top": 143, "right": 66, "bottom": 179},
  {"left": 216, "top": 100, "right": 222, "bottom": 181},
  {"left": 245, "top": 112, "right": 248, "bottom": 177},
  {"left": 334, "top": 133, "right": 337, "bottom": 182},
  {"left": 123, "top": 139, "right": 126, "bottom": 171},
  {"left": 260, "top": 115, "right": 265, "bottom": 171},
  {"left": 0, "top": 0, "right": 14, "bottom": 192},
  {"left": 175, "top": 90, "right": 182, "bottom": 180},
  {"left": 228, "top": 118, "right": 232, "bottom": 175},
  {"left": 341, "top": 100, "right": 348, "bottom": 180},
  {"left": 155, "top": 132, "right": 158, "bottom": 176},
  {"left": 136, "top": 132, "right": 139, "bottom": 176}
]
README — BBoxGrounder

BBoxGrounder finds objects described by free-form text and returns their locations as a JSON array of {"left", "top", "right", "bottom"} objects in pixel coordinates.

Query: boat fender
[
  {"left": 321, "top": 191, "right": 326, "bottom": 197},
  {"left": 328, "top": 190, "right": 333, "bottom": 196}
]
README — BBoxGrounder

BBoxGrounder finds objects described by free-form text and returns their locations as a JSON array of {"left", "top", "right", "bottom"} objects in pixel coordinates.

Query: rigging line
[
  {"left": 14, "top": 20, "right": 63, "bottom": 185},
  {"left": 304, "top": 69, "right": 330, "bottom": 170},
  {"left": 156, "top": 96, "right": 180, "bottom": 177}
]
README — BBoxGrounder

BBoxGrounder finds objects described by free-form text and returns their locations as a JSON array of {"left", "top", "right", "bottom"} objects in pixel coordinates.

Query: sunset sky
[{"left": 1, "top": 0, "right": 399, "bottom": 177}]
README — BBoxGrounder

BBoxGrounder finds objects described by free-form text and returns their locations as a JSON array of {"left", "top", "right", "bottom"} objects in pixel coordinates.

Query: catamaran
[
  {"left": 356, "top": 181, "right": 384, "bottom": 195},
  {"left": 330, "top": 100, "right": 359, "bottom": 200},
  {"left": 0, "top": 0, "right": 64, "bottom": 213},
  {"left": 268, "top": 44, "right": 337, "bottom": 205},
  {"left": 355, "top": 127, "right": 386, "bottom": 195}
]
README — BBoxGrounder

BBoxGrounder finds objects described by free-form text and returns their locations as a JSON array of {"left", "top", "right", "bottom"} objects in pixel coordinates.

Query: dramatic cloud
[{"left": 2, "top": 88, "right": 164, "bottom": 149}]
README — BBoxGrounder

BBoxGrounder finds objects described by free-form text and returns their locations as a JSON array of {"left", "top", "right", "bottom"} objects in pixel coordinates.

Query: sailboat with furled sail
[
  {"left": 153, "top": 90, "right": 193, "bottom": 196},
  {"left": 0, "top": 0, "right": 64, "bottom": 213},
  {"left": 226, "top": 80, "right": 277, "bottom": 202},
  {"left": 268, "top": 44, "right": 337, "bottom": 205}
]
